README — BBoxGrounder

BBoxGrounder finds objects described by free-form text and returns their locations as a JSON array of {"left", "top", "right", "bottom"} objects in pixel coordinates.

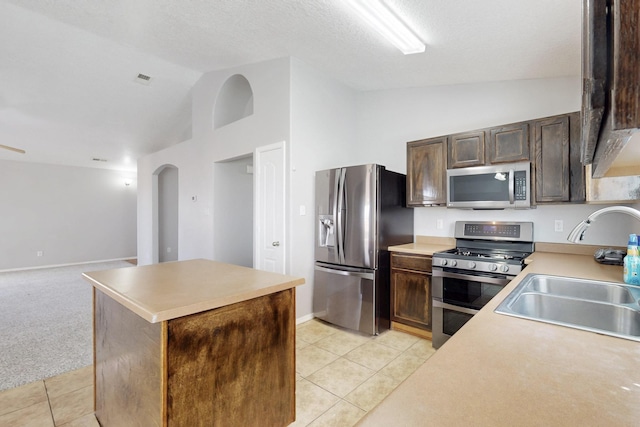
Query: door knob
[{"left": 272, "top": 241, "right": 280, "bottom": 247}]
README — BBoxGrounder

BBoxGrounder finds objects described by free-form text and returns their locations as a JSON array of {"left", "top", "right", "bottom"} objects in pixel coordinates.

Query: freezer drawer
[{"left": 313, "top": 263, "right": 377, "bottom": 335}]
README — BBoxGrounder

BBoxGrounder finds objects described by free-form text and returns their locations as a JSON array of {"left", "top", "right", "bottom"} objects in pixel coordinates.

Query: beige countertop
[
  {"left": 359, "top": 249, "right": 640, "bottom": 426},
  {"left": 388, "top": 235, "right": 455, "bottom": 255},
  {"left": 83, "top": 258, "right": 305, "bottom": 323}
]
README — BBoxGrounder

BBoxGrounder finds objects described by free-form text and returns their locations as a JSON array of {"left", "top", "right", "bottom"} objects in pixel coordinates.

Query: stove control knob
[
  {"left": 489, "top": 264, "right": 498, "bottom": 271},
  {"left": 501, "top": 265, "right": 510, "bottom": 273},
  {"left": 441, "top": 259, "right": 448, "bottom": 266},
  {"left": 450, "top": 260, "right": 457, "bottom": 267},
  {"left": 468, "top": 261, "right": 476, "bottom": 269}
]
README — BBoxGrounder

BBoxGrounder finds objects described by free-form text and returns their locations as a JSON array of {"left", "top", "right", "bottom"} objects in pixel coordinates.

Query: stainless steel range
[{"left": 432, "top": 221, "right": 534, "bottom": 348}]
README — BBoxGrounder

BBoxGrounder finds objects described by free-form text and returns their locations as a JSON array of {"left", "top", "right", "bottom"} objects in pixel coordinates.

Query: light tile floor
[{"left": 0, "top": 319, "right": 435, "bottom": 426}]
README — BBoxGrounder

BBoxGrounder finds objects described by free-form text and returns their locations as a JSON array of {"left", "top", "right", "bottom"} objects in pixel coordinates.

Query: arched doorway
[{"left": 153, "top": 164, "right": 179, "bottom": 263}]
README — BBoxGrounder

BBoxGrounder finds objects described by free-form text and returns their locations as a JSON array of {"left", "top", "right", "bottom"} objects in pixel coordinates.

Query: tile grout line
[
  {"left": 296, "top": 332, "right": 430, "bottom": 426},
  {"left": 42, "top": 380, "right": 56, "bottom": 426}
]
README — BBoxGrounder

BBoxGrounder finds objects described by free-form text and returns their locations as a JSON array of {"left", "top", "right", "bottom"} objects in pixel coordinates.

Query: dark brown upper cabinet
[
  {"left": 533, "top": 112, "right": 585, "bottom": 204},
  {"left": 406, "top": 112, "right": 585, "bottom": 207},
  {"left": 582, "top": 0, "right": 640, "bottom": 178},
  {"left": 406, "top": 137, "right": 447, "bottom": 206},
  {"left": 449, "top": 123, "right": 531, "bottom": 168},
  {"left": 533, "top": 116, "right": 570, "bottom": 202},
  {"left": 489, "top": 123, "right": 530, "bottom": 164},
  {"left": 448, "top": 131, "right": 485, "bottom": 169}
]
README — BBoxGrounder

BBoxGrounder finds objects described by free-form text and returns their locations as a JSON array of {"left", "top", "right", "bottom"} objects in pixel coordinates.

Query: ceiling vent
[{"left": 134, "top": 73, "right": 152, "bottom": 85}]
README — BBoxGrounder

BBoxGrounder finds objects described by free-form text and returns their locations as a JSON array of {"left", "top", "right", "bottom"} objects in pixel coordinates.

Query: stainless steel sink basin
[
  {"left": 519, "top": 274, "right": 635, "bottom": 304},
  {"left": 495, "top": 274, "right": 640, "bottom": 341}
]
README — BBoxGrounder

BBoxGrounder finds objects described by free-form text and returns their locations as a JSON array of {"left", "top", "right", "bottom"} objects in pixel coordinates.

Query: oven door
[
  {"left": 432, "top": 267, "right": 511, "bottom": 348},
  {"left": 432, "top": 299, "right": 477, "bottom": 349}
]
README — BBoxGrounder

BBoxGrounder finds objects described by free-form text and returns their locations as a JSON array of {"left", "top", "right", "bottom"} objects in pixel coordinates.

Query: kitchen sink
[
  {"left": 495, "top": 274, "right": 640, "bottom": 341},
  {"left": 518, "top": 274, "right": 635, "bottom": 304}
]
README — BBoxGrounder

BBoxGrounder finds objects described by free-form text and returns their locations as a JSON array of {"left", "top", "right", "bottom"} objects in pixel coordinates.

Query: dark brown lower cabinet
[{"left": 390, "top": 253, "right": 432, "bottom": 337}]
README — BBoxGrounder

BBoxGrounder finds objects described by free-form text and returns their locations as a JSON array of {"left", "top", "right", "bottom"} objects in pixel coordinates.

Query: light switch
[{"left": 299, "top": 205, "right": 306, "bottom": 216}]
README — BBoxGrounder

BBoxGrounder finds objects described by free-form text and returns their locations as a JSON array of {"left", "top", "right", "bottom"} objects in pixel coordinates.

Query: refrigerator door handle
[
  {"left": 331, "top": 169, "right": 341, "bottom": 259},
  {"left": 314, "top": 264, "right": 374, "bottom": 280},
  {"left": 336, "top": 168, "right": 346, "bottom": 264}
]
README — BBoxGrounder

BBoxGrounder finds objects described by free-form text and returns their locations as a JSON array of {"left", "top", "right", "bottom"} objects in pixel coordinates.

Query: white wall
[
  {"left": 138, "top": 57, "right": 358, "bottom": 320},
  {"left": 414, "top": 205, "right": 634, "bottom": 247},
  {"left": 195, "top": 58, "right": 291, "bottom": 162},
  {"left": 290, "top": 58, "right": 359, "bottom": 319},
  {"left": 137, "top": 140, "right": 204, "bottom": 266},
  {"left": 137, "top": 58, "right": 291, "bottom": 267},
  {"left": 0, "top": 160, "right": 137, "bottom": 270},
  {"left": 356, "top": 77, "right": 582, "bottom": 174},
  {"left": 213, "top": 157, "right": 253, "bottom": 267}
]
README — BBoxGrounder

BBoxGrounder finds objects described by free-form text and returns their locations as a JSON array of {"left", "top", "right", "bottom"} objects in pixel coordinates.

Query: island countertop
[
  {"left": 359, "top": 248, "right": 640, "bottom": 426},
  {"left": 83, "top": 258, "right": 305, "bottom": 323}
]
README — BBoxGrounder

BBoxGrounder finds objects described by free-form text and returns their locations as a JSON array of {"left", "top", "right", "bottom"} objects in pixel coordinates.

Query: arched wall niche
[{"left": 213, "top": 74, "right": 254, "bottom": 129}]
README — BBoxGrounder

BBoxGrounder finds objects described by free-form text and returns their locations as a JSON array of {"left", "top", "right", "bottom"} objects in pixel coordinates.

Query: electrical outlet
[
  {"left": 36, "top": 251, "right": 43, "bottom": 257},
  {"left": 554, "top": 220, "right": 564, "bottom": 232},
  {"left": 437, "top": 219, "right": 444, "bottom": 230}
]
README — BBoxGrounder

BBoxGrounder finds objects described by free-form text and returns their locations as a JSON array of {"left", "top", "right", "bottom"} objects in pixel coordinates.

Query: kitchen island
[
  {"left": 83, "top": 258, "right": 304, "bottom": 427},
  {"left": 362, "top": 244, "right": 640, "bottom": 426}
]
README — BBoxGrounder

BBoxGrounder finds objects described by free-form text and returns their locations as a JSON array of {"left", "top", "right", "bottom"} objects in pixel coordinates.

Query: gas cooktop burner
[
  {"left": 434, "top": 249, "right": 530, "bottom": 275},
  {"left": 433, "top": 221, "right": 535, "bottom": 276},
  {"left": 447, "top": 249, "right": 527, "bottom": 261}
]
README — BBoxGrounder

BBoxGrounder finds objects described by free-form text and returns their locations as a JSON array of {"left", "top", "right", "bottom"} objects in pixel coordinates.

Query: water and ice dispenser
[{"left": 318, "top": 215, "right": 335, "bottom": 247}]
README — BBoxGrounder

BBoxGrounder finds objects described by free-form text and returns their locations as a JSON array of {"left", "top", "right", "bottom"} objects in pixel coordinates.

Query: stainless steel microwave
[{"left": 446, "top": 162, "right": 531, "bottom": 209}]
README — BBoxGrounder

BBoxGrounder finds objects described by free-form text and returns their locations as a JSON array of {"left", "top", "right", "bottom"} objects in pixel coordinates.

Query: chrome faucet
[{"left": 567, "top": 206, "right": 640, "bottom": 243}]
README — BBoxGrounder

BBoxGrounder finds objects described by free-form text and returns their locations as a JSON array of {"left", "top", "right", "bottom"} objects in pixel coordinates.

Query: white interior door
[{"left": 254, "top": 141, "right": 286, "bottom": 273}]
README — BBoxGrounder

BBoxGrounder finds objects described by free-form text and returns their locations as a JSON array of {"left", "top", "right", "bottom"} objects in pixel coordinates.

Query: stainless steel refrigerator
[{"left": 313, "top": 164, "right": 414, "bottom": 335}]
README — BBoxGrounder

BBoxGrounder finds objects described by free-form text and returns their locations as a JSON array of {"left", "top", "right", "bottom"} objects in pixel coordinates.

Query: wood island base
[{"left": 93, "top": 287, "right": 296, "bottom": 426}]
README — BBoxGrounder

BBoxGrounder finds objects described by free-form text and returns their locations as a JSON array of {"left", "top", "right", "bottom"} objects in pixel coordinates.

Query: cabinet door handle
[{"left": 272, "top": 241, "right": 280, "bottom": 247}]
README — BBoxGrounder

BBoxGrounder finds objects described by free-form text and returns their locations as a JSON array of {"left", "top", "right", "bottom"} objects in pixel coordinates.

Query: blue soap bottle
[{"left": 624, "top": 234, "right": 639, "bottom": 284}]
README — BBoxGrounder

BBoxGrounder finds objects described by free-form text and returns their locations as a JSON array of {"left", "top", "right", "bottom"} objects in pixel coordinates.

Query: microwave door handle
[{"left": 508, "top": 169, "right": 515, "bottom": 204}]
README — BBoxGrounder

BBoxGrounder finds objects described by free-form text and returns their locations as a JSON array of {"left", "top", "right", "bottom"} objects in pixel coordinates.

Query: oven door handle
[
  {"left": 432, "top": 268, "right": 511, "bottom": 286},
  {"left": 433, "top": 299, "right": 479, "bottom": 316}
]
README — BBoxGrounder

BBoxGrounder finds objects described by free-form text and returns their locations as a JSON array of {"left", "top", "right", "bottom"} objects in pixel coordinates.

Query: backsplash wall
[{"left": 414, "top": 204, "right": 637, "bottom": 247}]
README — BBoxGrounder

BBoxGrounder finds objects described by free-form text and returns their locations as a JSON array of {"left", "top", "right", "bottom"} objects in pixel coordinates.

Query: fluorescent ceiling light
[{"left": 346, "top": 0, "right": 425, "bottom": 55}]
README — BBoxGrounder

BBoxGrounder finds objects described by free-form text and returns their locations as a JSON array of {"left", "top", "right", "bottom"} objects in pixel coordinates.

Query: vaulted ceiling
[{"left": 0, "top": 0, "right": 581, "bottom": 171}]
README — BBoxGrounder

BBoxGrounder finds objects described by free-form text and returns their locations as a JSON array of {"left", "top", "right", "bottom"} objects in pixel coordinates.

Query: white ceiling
[{"left": 0, "top": 0, "right": 581, "bottom": 172}]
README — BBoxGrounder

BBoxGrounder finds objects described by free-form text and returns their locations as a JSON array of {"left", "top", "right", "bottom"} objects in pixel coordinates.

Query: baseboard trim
[
  {"left": 0, "top": 257, "right": 138, "bottom": 273},
  {"left": 296, "top": 313, "right": 315, "bottom": 325},
  {"left": 391, "top": 321, "right": 432, "bottom": 340}
]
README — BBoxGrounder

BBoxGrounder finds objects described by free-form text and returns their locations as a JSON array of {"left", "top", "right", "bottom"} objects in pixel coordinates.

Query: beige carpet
[{"left": 0, "top": 260, "right": 134, "bottom": 391}]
